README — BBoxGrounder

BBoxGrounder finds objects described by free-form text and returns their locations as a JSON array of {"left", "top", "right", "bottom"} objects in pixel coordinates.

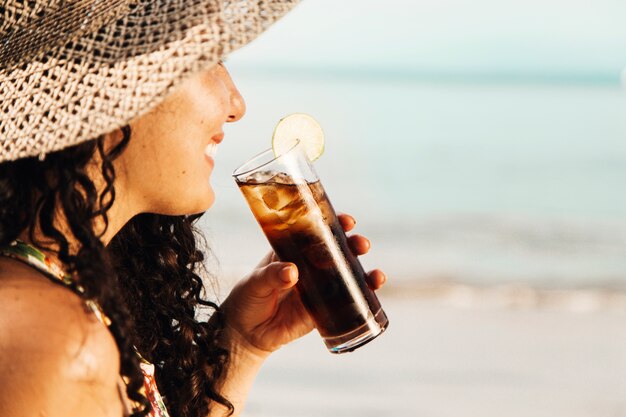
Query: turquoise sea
[
  {"left": 197, "top": 4, "right": 626, "bottom": 416},
  {"left": 198, "top": 72, "right": 626, "bottom": 417},
  {"left": 201, "top": 70, "right": 626, "bottom": 291},
  {"left": 195, "top": 0, "right": 626, "bottom": 292}
]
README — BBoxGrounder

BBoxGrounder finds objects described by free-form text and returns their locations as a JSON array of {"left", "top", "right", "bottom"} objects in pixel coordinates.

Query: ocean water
[
  {"left": 194, "top": 5, "right": 626, "bottom": 416},
  {"left": 200, "top": 71, "right": 626, "bottom": 290}
]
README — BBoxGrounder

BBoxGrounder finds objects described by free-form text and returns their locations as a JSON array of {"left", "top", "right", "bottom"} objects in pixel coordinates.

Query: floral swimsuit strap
[
  {"left": 0, "top": 239, "right": 111, "bottom": 325},
  {"left": 0, "top": 239, "right": 171, "bottom": 417}
]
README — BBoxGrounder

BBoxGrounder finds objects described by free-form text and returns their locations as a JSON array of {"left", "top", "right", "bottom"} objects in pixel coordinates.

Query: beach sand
[{"left": 243, "top": 289, "right": 626, "bottom": 417}]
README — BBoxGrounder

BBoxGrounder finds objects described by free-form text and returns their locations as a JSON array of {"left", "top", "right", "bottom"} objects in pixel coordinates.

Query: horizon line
[{"left": 229, "top": 65, "right": 624, "bottom": 87}]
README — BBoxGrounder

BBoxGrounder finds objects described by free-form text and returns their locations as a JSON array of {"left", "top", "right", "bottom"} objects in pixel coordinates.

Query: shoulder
[{"left": 0, "top": 258, "right": 123, "bottom": 416}]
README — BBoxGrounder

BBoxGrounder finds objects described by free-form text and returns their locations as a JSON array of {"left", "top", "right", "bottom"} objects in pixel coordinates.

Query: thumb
[{"left": 245, "top": 262, "right": 299, "bottom": 299}]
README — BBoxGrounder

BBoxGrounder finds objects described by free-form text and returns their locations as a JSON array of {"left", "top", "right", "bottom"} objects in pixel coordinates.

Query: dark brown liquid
[{"left": 238, "top": 178, "right": 383, "bottom": 338}]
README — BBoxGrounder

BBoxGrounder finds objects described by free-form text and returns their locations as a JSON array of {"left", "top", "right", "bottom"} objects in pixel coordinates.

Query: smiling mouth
[{"left": 204, "top": 142, "right": 218, "bottom": 159}]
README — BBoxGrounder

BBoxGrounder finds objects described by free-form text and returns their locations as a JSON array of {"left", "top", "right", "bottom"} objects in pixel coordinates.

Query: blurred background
[{"left": 199, "top": 1, "right": 626, "bottom": 416}]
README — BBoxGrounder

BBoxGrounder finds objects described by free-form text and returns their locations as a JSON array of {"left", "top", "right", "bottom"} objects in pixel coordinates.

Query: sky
[{"left": 228, "top": 0, "right": 626, "bottom": 83}]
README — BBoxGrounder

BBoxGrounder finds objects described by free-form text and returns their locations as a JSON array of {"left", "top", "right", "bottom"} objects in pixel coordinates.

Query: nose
[
  {"left": 227, "top": 88, "right": 246, "bottom": 122},
  {"left": 218, "top": 63, "right": 246, "bottom": 123}
]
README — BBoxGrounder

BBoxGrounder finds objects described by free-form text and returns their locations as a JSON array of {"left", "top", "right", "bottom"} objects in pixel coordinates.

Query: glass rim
[{"left": 232, "top": 139, "right": 303, "bottom": 178}]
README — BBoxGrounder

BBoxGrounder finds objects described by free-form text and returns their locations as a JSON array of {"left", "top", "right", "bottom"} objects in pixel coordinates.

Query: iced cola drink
[{"left": 233, "top": 143, "right": 388, "bottom": 353}]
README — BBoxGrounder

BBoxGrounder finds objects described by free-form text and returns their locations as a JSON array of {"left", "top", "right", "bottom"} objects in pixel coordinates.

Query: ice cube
[
  {"left": 262, "top": 189, "right": 281, "bottom": 210},
  {"left": 261, "top": 186, "right": 301, "bottom": 211},
  {"left": 268, "top": 172, "right": 294, "bottom": 185},
  {"left": 244, "top": 171, "right": 276, "bottom": 184},
  {"left": 278, "top": 203, "right": 309, "bottom": 225}
]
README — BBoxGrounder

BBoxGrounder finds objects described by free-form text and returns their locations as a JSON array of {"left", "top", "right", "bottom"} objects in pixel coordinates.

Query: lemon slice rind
[{"left": 271, "top": 113, "right": 325, "bottom": 162}]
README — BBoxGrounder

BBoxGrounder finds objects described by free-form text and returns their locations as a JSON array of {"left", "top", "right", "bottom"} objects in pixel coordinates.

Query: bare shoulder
[{"left": 0, "top": 258, "right": 123, "bottom": 417}]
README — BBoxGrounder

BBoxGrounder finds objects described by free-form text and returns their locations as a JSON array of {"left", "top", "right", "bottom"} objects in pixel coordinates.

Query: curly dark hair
[{"left": 0, "top": 126, "right": 233, "bottom": 417}]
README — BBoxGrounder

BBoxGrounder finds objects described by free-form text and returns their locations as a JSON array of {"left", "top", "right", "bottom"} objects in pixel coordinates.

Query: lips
[
  {"left": 212, "top": 132, "right": 225, "bottom": 144},
  {"left": 204, "top": 132, "right": 223, "bottom": 160}
]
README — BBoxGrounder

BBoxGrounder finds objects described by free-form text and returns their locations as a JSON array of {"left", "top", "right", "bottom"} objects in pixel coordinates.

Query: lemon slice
[{"left": 272, "top": 113, "right": 325, "bottom": 162}]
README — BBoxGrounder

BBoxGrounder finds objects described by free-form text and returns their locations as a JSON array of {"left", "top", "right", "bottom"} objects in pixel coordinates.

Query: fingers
[
  {"left": 366, "top": 269, "right": 387, "bottom": 291},
  {"left": 348, "top": 234, "right": 370, "bottom": 255},
  {"left": 247, "top": 262, "right": 299, "bottom": 299},
  {"left": 339, "top": 214, "right": 386, "bottom": 290},
  {"left": 279, "top": 263, "right": 298, "bottom": 285},
  {"left": 338, "top": 214, "right": 370, "bottom": 256},
  {"left": 337, "top": 213, "right": 356, "bottom": 232}
]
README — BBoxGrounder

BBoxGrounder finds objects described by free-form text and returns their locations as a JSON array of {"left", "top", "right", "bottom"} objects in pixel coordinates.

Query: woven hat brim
[{"left": 0, "top": 0, "right": 300, "bottom": 162}]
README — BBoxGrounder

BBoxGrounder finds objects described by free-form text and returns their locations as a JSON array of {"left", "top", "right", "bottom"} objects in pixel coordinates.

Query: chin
[
  {"left": 186, "top": 188, "right": 215, "bottom": 215},
  {"left": 156, "top": 186, "right": 215, "bottom": 216}
]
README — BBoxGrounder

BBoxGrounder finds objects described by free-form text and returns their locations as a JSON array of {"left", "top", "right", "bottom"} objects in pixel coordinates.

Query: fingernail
[
  {"left": 380, "top": 271, "right": 387, "bottom": 285},
  {"left": 281, "top": 265, "right": 296, "bottom": 283}
]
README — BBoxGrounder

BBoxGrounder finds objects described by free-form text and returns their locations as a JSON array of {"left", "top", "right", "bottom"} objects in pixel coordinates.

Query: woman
[{"left": 0, "top": 1, "right": 386, "bottom": 417}]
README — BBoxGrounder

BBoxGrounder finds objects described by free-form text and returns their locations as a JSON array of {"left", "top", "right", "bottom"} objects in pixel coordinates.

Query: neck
[
  {"left": 18, "top": 183, "right": 138, "bottom": 269},
  {"left": 16, "top": 129, "right": 145, "bottom": 268}
]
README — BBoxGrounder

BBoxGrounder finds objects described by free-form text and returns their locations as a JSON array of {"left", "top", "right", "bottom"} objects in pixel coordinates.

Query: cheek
[
  {"left": 147, "top": 141, "right": 216, "bottom": 213},
  {"left": 151, "top": 140, "right": 209, "bottom": 183},
  {"left": 119, "top": 77, "right": 226, "bottom": 213},
  {"left": 129, "top": 114, "right": 204, "bottom": 180}
]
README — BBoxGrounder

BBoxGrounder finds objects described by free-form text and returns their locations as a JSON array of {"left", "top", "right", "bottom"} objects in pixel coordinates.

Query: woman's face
[{"left": 112, "top": 63, "right": 245, "bottom": 216}]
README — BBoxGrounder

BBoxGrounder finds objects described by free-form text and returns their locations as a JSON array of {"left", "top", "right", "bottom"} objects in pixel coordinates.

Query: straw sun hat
[{"left": 0, "top": 0, "right": 299, "bottom": 163}]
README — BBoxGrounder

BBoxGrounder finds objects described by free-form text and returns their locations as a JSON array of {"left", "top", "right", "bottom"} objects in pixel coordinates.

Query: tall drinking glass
[{"left": 233, "top": 141, "right": 389, "bottom": 353}]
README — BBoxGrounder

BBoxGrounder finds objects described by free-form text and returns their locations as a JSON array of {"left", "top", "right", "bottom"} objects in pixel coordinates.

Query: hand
[{"left": 220, "top": 213, "right": 387, "bottom": 360}]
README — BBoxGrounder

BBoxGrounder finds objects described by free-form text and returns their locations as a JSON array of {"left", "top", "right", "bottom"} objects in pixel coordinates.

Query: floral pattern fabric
[
  {"left": 0, "top": 240, "right": 170, "bottom": 417},
  {"left": 139, "top": 361, "right": 170, "bottom": 417}
]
